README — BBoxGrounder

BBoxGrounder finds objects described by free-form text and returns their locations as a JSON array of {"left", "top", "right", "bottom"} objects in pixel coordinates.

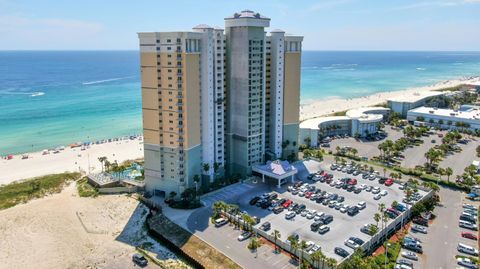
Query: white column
[
  {"left": 291, "top": 175, "right": 294, "bottom": 183},
  {"left": 262, "top": 174, "right": 265, "bottom": 183},
  {"left": 277, "top": 178, "right": 281, "bottom": 188}
]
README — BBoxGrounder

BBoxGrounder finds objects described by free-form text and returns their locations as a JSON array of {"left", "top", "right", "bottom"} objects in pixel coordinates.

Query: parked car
[
  {"left": 380, "top": 190, "right": 388, "bottom": 196},
  {"left": 349, "top": 237, "right": 364, "bottom": 246},
  {"left": 401, "top": 251, "right": 418, "bottom": 260},
  {"left": 319, "top": 225, "right": 330, "bottom": 234},
  {"left": 458, "top": 243, "right": 479, "bottom": 256},
  {"left": 403, "top": 242, "right": 423, "bottom": 253},
  {"left": 385, "top": 179, "right": 394, "bottom": 186},
  {"left": 412, "top": 225, "right": 427, "bottom": 234},
  {"left": 132, "top": 254, "right": 148, "bottom": 267},
  {"left": 460, "top": 220, "right": 478, "bottom": 231},
  {"left": 320, "top": 215, "right": 334, "bottom": 224},
  {"left": 457, "top": 257, "right": 477, "bottom": 269},
  {"left": 273, "top": 206, "right": 284, "bottom": 214},
  {"left": 347, "top": 206, "right": 359, "bottom": 216},
  {"left": 237, "top": 231, "right": 252, "bottom": 241},
  {"left": 397, "top": 259, "right": 413, "bottom": 267},
  {"left": 344, "top": 239, "right": 359, "bottom": 249},
  {"left": 260, "top": 222, "right": 271, "bottom": 231},
  {"left": 412, "top": 217, "right": 428, "bottom": 226},
  {"left": 214, "top": 218, "right": 228, "bottom": 227},
  {"left": 361, "top": 224, "right": 377, "bottom": 235},
  {"left": 357, "top": 201, "right": 366, "bottom": 210},
  {"left": 285, "top": 212, "right": 296, "bottom": 220},
  {"left": 372, "top": 187, "right": 380, "bottom": 194},
  {"left": 249, "top": 196, "right": 260, "bottom": 205},
  {"left": 334, "top": 247, "right": 350, "bottom": 258},
  {"left": 462, "top": 232, "right": 478, "bottom": 240},
  {"left": 311, "top": 221, "right": 322, "bottom": 231},
  {"left": 373, "top": 194, "right": 382, "bottom": 200}
]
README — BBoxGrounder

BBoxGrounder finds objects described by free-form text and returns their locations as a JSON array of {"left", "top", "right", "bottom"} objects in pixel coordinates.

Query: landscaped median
[{"left": 147, "top": 213, "right": 241, "bottom": 269}]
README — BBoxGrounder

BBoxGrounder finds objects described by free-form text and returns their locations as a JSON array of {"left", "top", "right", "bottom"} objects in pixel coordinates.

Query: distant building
[
  {"left": 387, "top": 91, "right": 445, "bottom": 117},
  {"left": 406, "top": 105, "right": 480, "bottom": 130},
  {"left": 299, "top": 107, "right": 390, "bottom": 147},
  {"left": 138, "top": 10, "right": 303, "bottom": 195}
]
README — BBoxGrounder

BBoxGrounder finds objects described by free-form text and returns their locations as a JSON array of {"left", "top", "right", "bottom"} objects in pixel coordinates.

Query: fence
[{"left": 98, "top": 186, "right": 138, "bottom": 194}]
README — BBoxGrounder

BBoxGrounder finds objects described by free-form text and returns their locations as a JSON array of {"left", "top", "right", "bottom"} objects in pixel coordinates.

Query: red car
[
  {"left": 305, "top": 192, "right": 313, "bottom": 198},
  {"left": 385, "top": 179, "right": 394, "bottom": 186},
  {"left": 462, "top": 232, "right": 478, "bottom": 240},
  {"left": 348, "top": 179, "right": 357, "bottom": 185}
]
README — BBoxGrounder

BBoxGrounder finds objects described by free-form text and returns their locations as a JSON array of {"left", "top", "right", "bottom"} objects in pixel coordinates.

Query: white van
[
  {"left": 458, "top": 243, "right": 479, "bottom": 256},
  {"left": 214, "top": 217, "right": 228, "bottom": 227}
]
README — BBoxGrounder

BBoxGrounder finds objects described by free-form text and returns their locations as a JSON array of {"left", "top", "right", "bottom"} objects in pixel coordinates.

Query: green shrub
[{"left": 77, "top": 178, "right": 98, "bottom": 197}]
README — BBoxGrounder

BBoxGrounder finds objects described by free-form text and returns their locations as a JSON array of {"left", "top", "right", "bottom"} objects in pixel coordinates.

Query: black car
[
  {"left": 268, "top": 193, "right": 278, "bottom": 200},
  {"left": 347, "top": 206, "right": 359, "bottom": 216},
  {"left": 412, "top": 217, "right": 429, "bottom": 226},
  {"left": 311, "top": 221, "right": 322, "bottom": 231},
  {"left": 378, "top": 177, "right": 387, "bottom": 184},
  {"left": 403, "top": 242, "right": 423, "bottom": 253},
  {"left": 260, "top": 222, "right": 271, "bottom": 231},
  {"left": 337, "top": 196, "right": 345, "bottom": 203},
  {"left": 307, "top": 173, "right": 315, "bottom": 180},
  {"left": 346, "top": 185, "right": 354, "bottom": 192},
  {"left": 277, "top": 198, "right": 287, "bottom": 205},
  {"left": 295, "top": 204, "right": 306, "bottom": 214},
  {"left": 249, "top": 196, "right": 260, "bottom": 205},
  {"left": 132, "top": 254, "right": 148, "bottom": 267},
  {"left": 334, "top": 247, "right": 350, "bottom": 258},
  {"left": 349, "top": 237, "right": 364, "bottom": 245},
  {"left": 320, "top": 215, "right": 333, "bottom": 224},
  {"left": 353, "top": 187, "right": 362, "bottom": 194},
  {"left": 330, "top": 193, "right": 338, "bottom": 200}
]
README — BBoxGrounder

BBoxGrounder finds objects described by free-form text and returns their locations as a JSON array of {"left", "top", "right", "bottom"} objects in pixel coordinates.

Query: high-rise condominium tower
[{"left": 138, "top": 10, "right": 303, "bottom": 195}]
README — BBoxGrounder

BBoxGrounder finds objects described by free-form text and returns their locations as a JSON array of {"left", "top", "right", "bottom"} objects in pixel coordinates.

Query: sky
[{"left": 0, "top": 0, "right": 479, "bottom": 51}]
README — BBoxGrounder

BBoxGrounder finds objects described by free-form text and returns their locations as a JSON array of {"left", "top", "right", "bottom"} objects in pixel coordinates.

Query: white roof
[
  {"left": 409, "top": 106, "right": 480, "bottom": 120},
  {"left": 300, "top": 116, "right": 350, "bottom": 130}
]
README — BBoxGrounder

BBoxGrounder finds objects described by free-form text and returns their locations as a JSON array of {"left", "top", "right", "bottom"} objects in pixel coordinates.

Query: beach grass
[
  {"left": 77, "top": 177, "right": 99, "bottom": 197},
  {"left": 0, "top": 172, "right": 81, "bottom": 210}
]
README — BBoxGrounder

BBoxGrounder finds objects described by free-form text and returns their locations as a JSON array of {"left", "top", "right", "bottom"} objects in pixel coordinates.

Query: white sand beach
[
  {"left": 0, "top": 138, "right": 144, "bottom": 185},
  {"left": 0, "top": 183, "right": 187, "bottom": 269},
  {"left": 2, "top": 76, "right": 479, "bottom": 186},
  {"left": 300, "top": 76, "right": 480, "bottom": 120}
]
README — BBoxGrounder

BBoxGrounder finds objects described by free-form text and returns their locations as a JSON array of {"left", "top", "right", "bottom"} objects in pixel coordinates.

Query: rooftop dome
[
  {"left": 226, "top": 10, "right": 269, "bottom": 20},
  {"left": 193, "top": 24, "right": 213, "bottom": 29}
]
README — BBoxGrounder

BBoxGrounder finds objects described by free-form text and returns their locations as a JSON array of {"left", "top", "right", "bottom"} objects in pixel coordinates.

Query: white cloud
[{"left": 0, "top": 15, "right": 105, "bottom": 49}]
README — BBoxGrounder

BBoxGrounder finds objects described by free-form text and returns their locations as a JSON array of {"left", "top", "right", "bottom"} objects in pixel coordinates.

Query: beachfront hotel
[{"left": 138, "top": 10, "right": 303, "bottom": 195}]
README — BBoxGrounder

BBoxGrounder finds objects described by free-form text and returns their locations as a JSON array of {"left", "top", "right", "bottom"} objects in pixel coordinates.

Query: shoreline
[
  {"left": 0, "top": 137, "right": 144, "bottom": 185},
  {"left": 2, "top": 76, "right": 479, "bottom": 185},
  {"left": 300, "top": 75, "right": 480, "bottom": 121}
]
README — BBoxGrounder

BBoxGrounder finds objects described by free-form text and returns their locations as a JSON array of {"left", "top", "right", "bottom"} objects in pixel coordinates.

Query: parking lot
[
  {"left": 397, "top": 187, "right": 480, "bottom": 269},
  {"left": 236, "top": 159, "right": 428, "bottom": 263}
]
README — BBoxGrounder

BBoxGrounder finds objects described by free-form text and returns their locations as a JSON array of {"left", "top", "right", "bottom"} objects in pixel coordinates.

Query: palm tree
[
  {"left": 98, "top": 156, "right": 107, "bottom": 172},
  {"left": 193, "top": 174, "right": 200, "bottom": 194},
  {"left": 334, "top": 156, "right": 340, "bottom": 164},
  {"left": 248, "top": 236, "right": 261, "bottom": 257},
  {"left": 325, "top": 258, "right": 337, "bottom": 269},
  {"left": 351, "top": 148, "right": 358, "bottom": 157},
  {"left": 271, "top": 230, "right": 281, "bottom": 254},
  {"left": 311, "top": 250, "right": 325, "bottom": 269},
  {"left": 299, "top": 240, "right": 308, "bottom": 268},
  {"left": 446, "top": 167, "right": 453, "bottom": 182},
  {"left": 287, "top": 235, "right": 299, "bottom": 254},
  {"left": 203, "top": 163, "right": 210, "bottom": 175},
  {"left": 383, "top": 167, "right": 387, "bottom": 177},
  {"left": 374, "top": 212, "right": 381, "bottom": 228}
]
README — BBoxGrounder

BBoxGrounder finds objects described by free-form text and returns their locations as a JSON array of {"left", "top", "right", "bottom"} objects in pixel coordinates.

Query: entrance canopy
[{"left": 252, "top": 160, "right": 298, "bottom": 188}]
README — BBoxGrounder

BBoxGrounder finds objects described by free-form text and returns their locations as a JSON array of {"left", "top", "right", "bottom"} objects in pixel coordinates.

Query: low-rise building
[
  {"left": 387, "top": 91, "right": 445, "bottom": 117},
  {"left": 406, "top": 105, "right": 480, "bottom": 130},
  {"left": 299, "top": 107, "right": 390, "bottom": 147}
]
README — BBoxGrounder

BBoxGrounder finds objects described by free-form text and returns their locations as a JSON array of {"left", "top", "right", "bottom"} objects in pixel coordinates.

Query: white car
[
  {"left": 372, "top": 187, "right": 380, "bottom": 194},
  {"left": 307, "top": 244, "right": 321, "bottom": 255},
  {"left": 344, "top": 239, "right": 359, "bottom": 249},
  {"left": 359, "top": 184, "right": 367, "bottom": 190},
  {"left": 374, "top": 194, "right": 382, "bottom": 200},
  {"left": 457, "top": 257, "right": 477, "bottom": 269},
  {"left": 357, "top": 201, "right": 366, "bottom": 210},
  {"left": 394, "top": 264, "right": 412, "bottom": 269},
  {"left": 318, "top": 225, "right": 330, "bottom": 234},
  {"left": 380, "top": 190, "right": 388, "bottom": 196},
  {"left": 298, "top": 191, "right": 305, "bottom": 197},
  {"left": 306, "top": 213, "right": 315, "bottom": 219},
  {"left": 301, "top": 210, "right": 308, "bottom": 217},
  {"left": 340, "top": 205, "right": 348, "bottom": 213},
  {"left": 237, "top": 231, "right": 252, "bottom": 241},
  {"left": 458, "top": 243, "right": 479, "bottom": 256},
  {"left": 314, "top": 212, "right": 325, "bottom": 221},
  {"left": 412, "top": 225, "right": 427, "bottom": 234},
  {"left": 401, "top": 251, "right": 418, "bottom": 261},
  {"left": 285, "top": 212, "right": 296, "bottom": 220}
]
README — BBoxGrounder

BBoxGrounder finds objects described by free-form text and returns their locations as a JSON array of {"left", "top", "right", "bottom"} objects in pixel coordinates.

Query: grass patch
[
  {"left": 76, "top": 177, "right": 98, "bottom": 197},
  {"left": 0, "top": 172, "right": 80, "bottom": 210}
]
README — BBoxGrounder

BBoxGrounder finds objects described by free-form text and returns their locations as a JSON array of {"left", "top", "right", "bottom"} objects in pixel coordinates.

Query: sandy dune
[{"left": 0, "top": 183, "right": 186, "bottom": 269}]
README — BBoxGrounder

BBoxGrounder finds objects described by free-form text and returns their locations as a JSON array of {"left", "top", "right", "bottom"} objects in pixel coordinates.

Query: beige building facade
[{"left": 138, "top": 10, "right": 303, "bottom": 195}]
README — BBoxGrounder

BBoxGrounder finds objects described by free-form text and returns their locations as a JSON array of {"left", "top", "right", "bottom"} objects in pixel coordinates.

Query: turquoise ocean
[{"left": 1, "top": 51, "right": 479, "bottom": 155}]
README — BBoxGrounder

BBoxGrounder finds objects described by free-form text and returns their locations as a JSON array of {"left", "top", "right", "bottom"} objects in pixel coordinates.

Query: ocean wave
[
  {"left": 82, "top": 76, "right": 133, "bottom": 85},
  {"left": 30, "top": 92, "right": 45, "bottom": 97}
]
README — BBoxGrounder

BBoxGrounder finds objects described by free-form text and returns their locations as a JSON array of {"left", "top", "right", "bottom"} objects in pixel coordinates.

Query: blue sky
[{"left": 0, "top": 0, "right": 479, "bottom": 50}]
